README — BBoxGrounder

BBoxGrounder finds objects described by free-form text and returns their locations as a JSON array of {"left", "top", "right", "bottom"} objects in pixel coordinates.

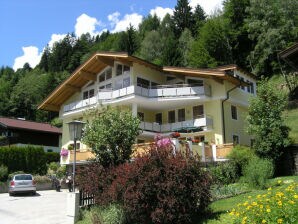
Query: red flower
[{"left": 171, "top": 132, "right": 180, "bottom": 138}]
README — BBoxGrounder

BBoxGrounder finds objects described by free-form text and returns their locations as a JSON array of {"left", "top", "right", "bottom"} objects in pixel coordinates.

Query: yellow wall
[
  {"left": 132, "top": 63, "right": 165, "bottom": 85},
  {"left": 223, "top": 101, "right": 251, "bottom": 146}
]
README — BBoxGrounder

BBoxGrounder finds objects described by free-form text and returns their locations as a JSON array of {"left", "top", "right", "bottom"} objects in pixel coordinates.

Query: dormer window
[{"left": 116, "top": 64, "right": 130, "bottom": 76}]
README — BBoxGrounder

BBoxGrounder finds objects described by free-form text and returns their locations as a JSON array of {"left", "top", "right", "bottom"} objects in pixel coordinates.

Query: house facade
[
  {"left": 38, "top": 52, "right": 256, "bottom": 163},
  {"left": 0, "top": 117, "right": 62, "bottom": 152}
]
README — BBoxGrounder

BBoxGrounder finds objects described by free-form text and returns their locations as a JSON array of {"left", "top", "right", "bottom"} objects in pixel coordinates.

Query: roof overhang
[{"left": 163, "top": 66, "right": 251, "bottom": 86}]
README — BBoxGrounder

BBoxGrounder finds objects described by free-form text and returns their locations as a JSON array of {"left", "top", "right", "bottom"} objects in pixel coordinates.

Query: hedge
[
  {"left": 0, "top": 146, "right": 47, "bottom": 175},
  {"left": 45, "top": 152, "right": 60, "bottom": 164}
]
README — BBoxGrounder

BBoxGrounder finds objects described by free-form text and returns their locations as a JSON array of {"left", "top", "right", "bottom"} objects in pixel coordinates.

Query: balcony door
[
  {"left": 193, "top": 105, "right": 204, "bottom": 119},
  {"left": 155, "top": 113, "right": 162, "bottom": 124},
  {"left": 178, "top": 109, "right": 185, "bottom": 122}
]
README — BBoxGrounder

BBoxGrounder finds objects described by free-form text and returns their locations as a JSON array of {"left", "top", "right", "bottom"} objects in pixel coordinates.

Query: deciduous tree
[{"left": 82, "top": 107, "right": 140, "bottom": 167}]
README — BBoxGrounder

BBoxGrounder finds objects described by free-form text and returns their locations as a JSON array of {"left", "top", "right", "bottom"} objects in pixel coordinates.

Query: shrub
[
  {"left": 0, "top": 165, "right": 8, "bottom": 181},
  {"left": 8, "top": 171, "right": 25, "bottom": 180},
  {"left": 77, "top": 140, "right": 212, "bottom": 224},
  {"left": 229, "top": 183, "right": 298, "bottom": 223},
  {"left": 0, "top": 146, "right": 47, "bottom": 175},
  {"left": 34, "top": 175, "right": 51, "bottom": 183},
  {"left": 111, "top": 146, "right": 211, "bottom": 224},
  {"left": 242, "top": 157, "right": 274, "bottom": 189},
  {"left": 227, "top": 145, "right": 256, "bottom": 176},
  {"left": 209, "top": 161, "right": 239, "bottom": 185},
  {"left": 45, "top": 152, "right": 60, "bottom": 164}
]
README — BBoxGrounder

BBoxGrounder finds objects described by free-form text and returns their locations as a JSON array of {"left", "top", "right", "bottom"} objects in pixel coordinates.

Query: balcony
[
  {"left": 139, "top": 115, "right": 213, "bottom": 133},
  {"left": 63, "top": 84, "right": 211, "bottom": 113}
]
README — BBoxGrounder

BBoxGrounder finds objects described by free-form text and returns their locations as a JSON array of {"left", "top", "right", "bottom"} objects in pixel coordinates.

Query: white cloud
[
  {"left": 109, "top": 12, "right": 143, "bottom": 33},
  {"left": 48, "top": 34, "right": 67, "bottom": 48},
  {"left": 189, "top": 0, "right": 223, "bottom": 14},
  {"left": 13, "top": 46, "right": 42, "bottom": 71},
  {"left": 150, "top": 6, "right": 173, "bottom": 20},
  {"left": 75, "top": 13, "right": 104, "bottom": 37},
  {"left": 108, "top": 11, "right": 120, "bottom": 27}
]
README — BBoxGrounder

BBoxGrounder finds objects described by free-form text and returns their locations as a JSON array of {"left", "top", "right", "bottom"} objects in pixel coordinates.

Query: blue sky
[{"left": 0, "top": 0, "right": 222, "bottom": 70}]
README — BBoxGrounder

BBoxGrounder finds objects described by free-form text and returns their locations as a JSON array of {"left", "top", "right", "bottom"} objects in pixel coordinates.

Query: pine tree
[{"left": 172, "top": 0, "right": 194, "bottom": 37}]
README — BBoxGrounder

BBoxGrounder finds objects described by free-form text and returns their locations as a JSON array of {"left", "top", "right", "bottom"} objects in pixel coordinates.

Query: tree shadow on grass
[{"left": 193, "top": 210, "right": 225, "bottom": 224}]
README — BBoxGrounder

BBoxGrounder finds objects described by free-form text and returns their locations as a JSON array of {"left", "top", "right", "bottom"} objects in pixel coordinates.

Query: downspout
[{"left": 221, "top": 82, "right": 241, "bottom": 144}]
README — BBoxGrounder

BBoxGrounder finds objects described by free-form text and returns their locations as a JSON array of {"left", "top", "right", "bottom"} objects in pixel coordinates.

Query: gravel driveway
[{"left": 0, "top": 189, "right": 74, "bottom": 224}]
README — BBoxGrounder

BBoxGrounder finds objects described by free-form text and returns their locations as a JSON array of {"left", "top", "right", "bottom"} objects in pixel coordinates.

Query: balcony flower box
[
  {"left": 171, "top": 132, "right": 180, "bottom": 138},
  {"left": 60, "top": 148, "right": 69, "bottom": 157}
]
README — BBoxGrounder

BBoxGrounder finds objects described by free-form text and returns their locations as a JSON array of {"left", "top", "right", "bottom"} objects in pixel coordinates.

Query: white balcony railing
[
  {"left": 63, "top": 84, "right": 211, "bottom": 113},
  {"left": 139, "top": 116, "right": 213, "bottom": 133}
]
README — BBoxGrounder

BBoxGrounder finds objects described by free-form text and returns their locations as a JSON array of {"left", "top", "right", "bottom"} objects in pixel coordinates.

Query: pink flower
[
  {"left": 157, "top": 138, "right": 172, "bottom": 148},
  {"left": 60, "top": 148, "right": 69, "bottom": 157}
]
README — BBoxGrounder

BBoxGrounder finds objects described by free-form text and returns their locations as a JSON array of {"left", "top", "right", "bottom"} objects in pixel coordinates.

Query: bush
[
  {"left": 242, "top": 157, "right": 274, "bottom": 189},
  {"left": 8, "top": 171, "right": 25, "bottom": 180},
  {"left": 229, "top": 183, "right": 298, "bottom": 223},
  {"left": 0, "top": 165, "right": 8, "bottom": 181},
  {"left": 77, "top": 142, "right": 212, "bottom": 224},
  {"left": 0, "top": 146, "right": 47, "bottom": 175},
  {"left": 34, "top": 175, "right": 51, "bottom": 183},
  {"left": 227, "top": 145, "right": 256, "bottom": 176},
  {"left": 45, "top": 152, "right": 60, "bottom": 164},
  {"left": 209, "top": 161, "right": 239, "bottom": 185}
]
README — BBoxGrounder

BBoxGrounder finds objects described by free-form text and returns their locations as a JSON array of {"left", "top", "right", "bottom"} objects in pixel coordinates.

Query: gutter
[{"left": 221, "top": 82, "right": 241, "bottom": 144}]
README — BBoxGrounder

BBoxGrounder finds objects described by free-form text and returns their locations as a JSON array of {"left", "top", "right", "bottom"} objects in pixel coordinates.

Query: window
[
  {"left": 193, "top": 105, "right": 204, "bottom": 119},
  {"left": 116, "top": 64, "right": 130, "bottom": 76},
  {"left": 240, "top": 77, "right": 245, "bottom": 90},
  {"left": 123, "top": 77, "right": 130, "bottom": 88},
  {"left": 246, "top": 80, "right": 251, "bottom": 93},
  {"left": 187, "top": 79, "right": 203, "bottom": 86},
  {"left": 250, "top": 82, "right": 254, "bottom": 94},
  {"left": 83, "top": 91, "right": 89, "bottom": 100},
  {"left": 155, "top": 113, "right": 162, "bottom": 124},
  {"left": 231, "top": 105, "right": 237, "bottom": 120},
  {"left": 83, "top": 89, "right": 94, "bottom": 99},
  {"left": 99, "top": 68, "right": 112, "bottom": 82},
  {"left": 166, "top": 76, "right": 175, "bottom": 81},
  {"left": 151, "top": 82, "right": 159, "bottom": 88},
  {"left": 178, "top": 109, "right": 185, "bottom": 122},
  {"left": 116, "top": 64, "right": 123, "bottom": 76},
  {"left": 137, "top": 77, "right": 150, "bottom": 88},
  {"left": 89, "top": 89, "right": 94, "bottom": 98},
  {"left": 168, "top": 110, "right": 175, "bottom": 123},
  {"left": 232, "top": 135, "right": 239, "bottom": 145},
  {"left": 137, "top": 112, "right": 144, "bottom": 121}
]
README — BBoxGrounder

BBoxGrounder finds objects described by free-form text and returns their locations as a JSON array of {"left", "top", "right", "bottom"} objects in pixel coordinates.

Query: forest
[{"left": 0, "top": 0, "right": 297, "bottom": 124}]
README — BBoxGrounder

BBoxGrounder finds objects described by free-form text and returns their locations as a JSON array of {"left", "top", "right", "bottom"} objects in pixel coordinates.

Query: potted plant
[
  {"left": 60, "top": 148, "right": 69, "bottom": 157},
  {"left": 171, "top": 132, "right": 180, "bottom": 138}
]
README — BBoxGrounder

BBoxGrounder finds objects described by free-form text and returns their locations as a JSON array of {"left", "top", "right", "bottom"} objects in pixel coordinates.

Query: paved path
[{"left": 0, "top": 189, "right": 74, "bottom": 224}]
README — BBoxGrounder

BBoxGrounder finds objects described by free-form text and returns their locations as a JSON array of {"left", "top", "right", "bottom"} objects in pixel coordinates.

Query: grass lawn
[
  {"left": 196, "top": 176, "right": 298, "bottom": 224},
  {"left": 284, "top": 108, "right": 298, "bottom": 144}
]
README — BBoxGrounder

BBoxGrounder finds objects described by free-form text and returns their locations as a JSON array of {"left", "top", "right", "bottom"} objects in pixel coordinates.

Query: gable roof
[
  {"left": 0, "top": 117, "right": 62, "bottom": 134},
  {"left": 38, "top": 52, "right": 255, "bottom": 112}
]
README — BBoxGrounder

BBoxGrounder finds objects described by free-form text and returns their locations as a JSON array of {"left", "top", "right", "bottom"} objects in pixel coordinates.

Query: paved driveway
[{"left": 0, "top": 189, "right": 74, "bottom": 224}]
